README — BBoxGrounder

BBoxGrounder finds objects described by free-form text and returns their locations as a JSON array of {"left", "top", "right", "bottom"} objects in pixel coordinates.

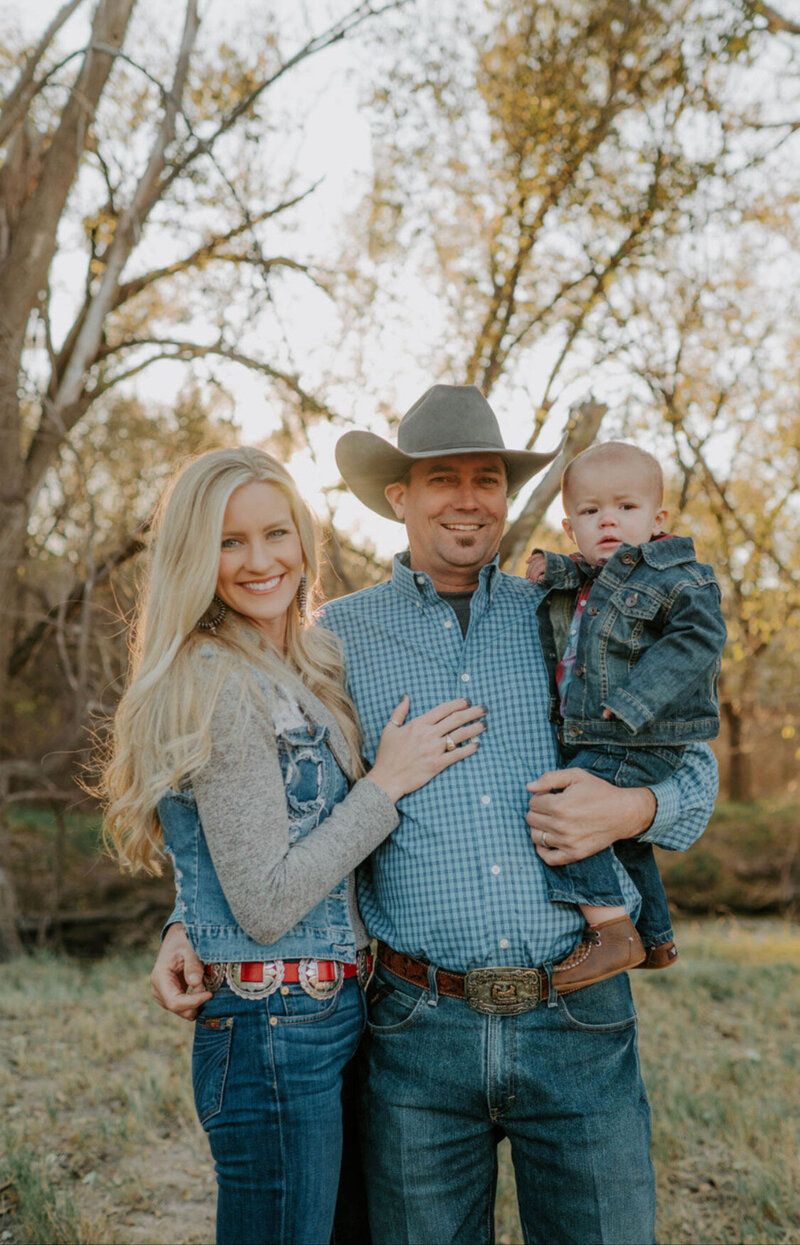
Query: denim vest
[
  {"left": 158, "top": 716, "right": 358, "bottom": 962},
  {"left": 535, "top": 536, "right": 726, "bottom": 746}
]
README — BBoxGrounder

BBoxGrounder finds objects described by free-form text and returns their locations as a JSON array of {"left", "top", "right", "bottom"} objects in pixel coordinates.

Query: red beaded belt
[{"left": 203, "top": 952, "right": 373, "bottom": 1000}]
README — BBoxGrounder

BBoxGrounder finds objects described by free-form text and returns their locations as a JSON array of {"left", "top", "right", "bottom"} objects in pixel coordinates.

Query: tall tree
[
  {"left": 0, "top": 0, "right": 400, "bottom": 712},
  {"left": 342, "top": 0, "right": 788, "bottom": 556},
  {"left": 597, "top": 239, "right": 800, "bottom": 799},
  {"left": 0, "top": 0, "right": 402, "bottom": 956}
]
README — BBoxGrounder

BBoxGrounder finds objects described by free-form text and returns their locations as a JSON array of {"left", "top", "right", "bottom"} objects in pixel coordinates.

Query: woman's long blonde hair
[{"left": 101, "top": 446, "right": 362, "bottom": 874}]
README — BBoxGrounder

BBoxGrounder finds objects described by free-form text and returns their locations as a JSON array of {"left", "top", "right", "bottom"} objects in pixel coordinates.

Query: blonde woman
[{"left": 102, "top": 447, "right": 485, "bottom": 1245}]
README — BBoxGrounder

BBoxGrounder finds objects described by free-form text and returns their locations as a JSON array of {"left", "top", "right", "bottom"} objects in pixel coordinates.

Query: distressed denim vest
[{"left": 158, "top": 718, "right": 358, "bottom": 962}]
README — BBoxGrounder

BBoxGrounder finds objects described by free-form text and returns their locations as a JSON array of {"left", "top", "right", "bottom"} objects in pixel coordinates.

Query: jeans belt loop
[{"left": 426, "top": 961, "right": 439, "bottom": 1007}]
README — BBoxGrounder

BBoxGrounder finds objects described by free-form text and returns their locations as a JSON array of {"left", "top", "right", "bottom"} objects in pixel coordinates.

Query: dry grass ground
[{"left": 1, "top": 918, "right": 798, "bottom": 1245}]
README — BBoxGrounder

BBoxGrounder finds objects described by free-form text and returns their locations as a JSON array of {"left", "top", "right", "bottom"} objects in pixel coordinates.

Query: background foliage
[{"left": 0, "top": 0, "right": 798, "bottom": 955}]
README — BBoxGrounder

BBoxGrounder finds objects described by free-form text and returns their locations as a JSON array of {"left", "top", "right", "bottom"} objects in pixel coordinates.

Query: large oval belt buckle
[
  {"left": 298, "top": 959, "right": 343, "bottom": 999},
  {"left": 227, "top": 961, "right": 285, "bottom": 999}
]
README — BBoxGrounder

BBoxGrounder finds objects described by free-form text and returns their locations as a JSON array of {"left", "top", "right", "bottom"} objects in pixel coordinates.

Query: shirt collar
[{"left": 391, "top": 551, "right": 500, "bottom": 604}]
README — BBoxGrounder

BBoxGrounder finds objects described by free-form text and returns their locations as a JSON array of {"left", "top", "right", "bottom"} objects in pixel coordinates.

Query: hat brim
[{"left": 336, "top": 430, "right": 561, "bottom": 522}]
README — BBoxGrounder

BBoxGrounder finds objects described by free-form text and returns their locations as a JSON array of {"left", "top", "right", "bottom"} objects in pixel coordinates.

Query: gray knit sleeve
[{"left": 190, "top": 669, "right": 398, "bottom": 945}]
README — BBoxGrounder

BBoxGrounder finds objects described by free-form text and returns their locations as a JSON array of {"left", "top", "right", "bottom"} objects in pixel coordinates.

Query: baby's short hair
[{"left": 561, "top": 441, "right": 663, "bottom": 509}]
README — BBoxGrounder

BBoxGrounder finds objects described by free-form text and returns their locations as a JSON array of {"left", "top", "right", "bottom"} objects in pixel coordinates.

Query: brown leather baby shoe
[
  {"left": 635, "top": 940, "right": 679, "bottom": 970},
  {"left": 552, "top": 915, "right": 645, "bottom": 994}
]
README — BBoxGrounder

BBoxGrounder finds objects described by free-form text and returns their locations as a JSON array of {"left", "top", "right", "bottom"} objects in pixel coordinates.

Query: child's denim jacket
[
  {"left": 157, "top": 719, "right": 358, "bottom": 963},
  {"left": 535, "top": 535, "right": 726, "bottom": 747}
]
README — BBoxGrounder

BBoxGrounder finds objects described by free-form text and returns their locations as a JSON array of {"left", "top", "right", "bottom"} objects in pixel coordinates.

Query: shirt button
[
  {"left": 621, "top": 554, "right": 634, "bottom": 564},
  {"left": 576, "top": 665, "right": 586, "bottom": 676},
  {"left": 481, "top": 795, "right": 491, "bottom": 806},
  {"left": 491, "top": 865, "right": 501, "bottom": 876},
  {"left": 444, "top": 619, "right": 453, "bottom": 628},
  {"left": 624, "top": 593, "right": 638, "bottom": 607},
  {"left": 280, "top": 986, "right": 290, "bottom": 995},
  {"left": 461, "top": 673, "right": 470, "bottom": 683},
  {"left": 269, "top": 1016, "right": 278, "bottom": 1027},
  {"left": 499, "top": 938, "right": 510, "bottom": 950},
  {"left": 416, "top": 575, "right": 426, "bottom": 585},
  {"left": 588, "top": 606, "right": 599, "bottom": 615}
]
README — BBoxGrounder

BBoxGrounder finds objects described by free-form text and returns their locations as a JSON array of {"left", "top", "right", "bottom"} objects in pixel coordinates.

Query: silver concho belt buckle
[
  {"left": 464, "top": 967, "right": 542, "bottom": 1015},
  {"left": 299, "top": 959, "right": 343, "bottom": 1000},
  {"left": 227, "top": 961, "right": 285, "bottom": 999}
]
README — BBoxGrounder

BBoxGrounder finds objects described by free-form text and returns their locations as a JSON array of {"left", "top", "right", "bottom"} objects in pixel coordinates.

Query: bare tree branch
[
  {"left": 9, "top": 527, "right": 147, "bottom": 679},
  {"left": 155, "top": 1, "right": 409, "bottom": 207},
  {"left": 48, "top": 0, "right": 200, "bottom": 419},
  {"left": 752, "top": 1, "right": 800, "bottom": 37},
  {"left": 499, "top": 398, "right": 607, "bottom": 568},
  {"left": 0, "top": 0, "right": 87, "bottom": 147}
]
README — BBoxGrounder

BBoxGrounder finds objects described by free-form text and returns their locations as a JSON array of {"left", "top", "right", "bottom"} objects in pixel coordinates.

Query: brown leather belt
[{"left": 377, "top": 942, "right": 553, "bottom": 1015}]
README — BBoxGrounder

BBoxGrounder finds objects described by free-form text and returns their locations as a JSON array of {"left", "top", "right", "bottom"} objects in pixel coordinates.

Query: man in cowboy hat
[{"left": 152, "top": 384, "right": 716, "bottom": 1243}]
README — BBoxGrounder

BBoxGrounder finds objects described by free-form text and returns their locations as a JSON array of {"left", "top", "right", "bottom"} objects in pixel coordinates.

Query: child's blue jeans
[{"left": 541, "top": 745, "right": 682, "bottom": 947}]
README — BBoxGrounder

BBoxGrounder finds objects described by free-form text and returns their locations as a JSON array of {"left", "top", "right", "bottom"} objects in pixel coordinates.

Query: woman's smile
[{"left": 216, "top": 481, "right": 304, "bottom": 647}]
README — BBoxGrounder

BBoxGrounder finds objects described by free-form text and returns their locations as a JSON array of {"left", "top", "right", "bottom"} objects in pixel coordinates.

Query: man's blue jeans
[
  {"left": 192, "top": 977, "right": 366, "bottom": 1245},
  {"left": 360, "top": 962, "right": 656, "bottom": 1245}
]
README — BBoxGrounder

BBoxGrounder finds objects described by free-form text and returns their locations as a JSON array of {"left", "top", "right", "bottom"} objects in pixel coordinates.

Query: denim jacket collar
[
  {"left": 637, "top": 535, "right": 696, "bottom": 569},
  {"left": 567, "top": 534, "right": 697, "bottom": 581}
]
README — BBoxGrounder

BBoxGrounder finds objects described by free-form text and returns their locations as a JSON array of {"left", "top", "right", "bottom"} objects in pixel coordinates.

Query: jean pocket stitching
[
  {"left": 366, "top": 987, "right": 428, "bottom": 1035},
  {"left": 192, "top": 1016, "right": 235, "bottom": 1125},
  {"left": 273, "top": 990, "right": 342, "bottom": 1026},
  {"left": 556, "top": 994, "right": 637, "bottom": 1033}
]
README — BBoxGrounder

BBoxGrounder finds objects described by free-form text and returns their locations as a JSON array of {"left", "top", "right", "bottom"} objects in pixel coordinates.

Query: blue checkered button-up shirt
[{"left": 318, "top": 554, "right": 717, "bottom": 973}]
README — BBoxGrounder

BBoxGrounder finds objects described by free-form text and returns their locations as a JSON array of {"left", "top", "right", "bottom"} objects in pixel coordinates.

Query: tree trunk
[
  {"left": 499, "top": 399, "right": 607, "bottom": 569},
  {"left": 0, "top": 0, "right": 136, "bottom": 720},
  {"left": 721, "top": 698, "right": 753, "bottom": 802},
  {"left": 0, "top": 868, "right": 22, "bottom": 960},
  {"left": 0, "top": 506, "right": 28, "bottom": 723}
]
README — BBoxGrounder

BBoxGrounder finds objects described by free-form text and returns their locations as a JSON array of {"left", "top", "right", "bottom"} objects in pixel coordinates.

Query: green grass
[
  {"left": 7, "top": 802, "right": 103, "bottom": 858},
  {"left": 495, "top": 918, "right": 800, "bottom": 1244},
  {"left": 1, "top": 921, "right": 798, "bottom": 1244}
]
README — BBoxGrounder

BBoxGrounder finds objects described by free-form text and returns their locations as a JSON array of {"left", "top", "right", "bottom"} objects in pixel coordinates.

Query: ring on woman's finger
[
  {"left": 540, "top": 831, "right": 548, "bottom": 848},
  {"left": 390, "top": 718, "right": 403, "bottom": 727},
  {"left": 444, "top": 735, "right": 456, "bottom": 752}
]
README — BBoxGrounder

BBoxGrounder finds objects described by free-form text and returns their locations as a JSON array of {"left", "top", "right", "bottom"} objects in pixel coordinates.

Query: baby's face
[{"left": 563, "top": 458, "right": 667, "bottom": 565}]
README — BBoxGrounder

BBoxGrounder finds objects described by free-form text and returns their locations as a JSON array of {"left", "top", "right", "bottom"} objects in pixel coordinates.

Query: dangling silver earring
[
  {"left": 296, "top": 572, "right": 308, "bottom": 626},
  {"left": 198, "top": 594, "right": 228, "bottom": 633}
]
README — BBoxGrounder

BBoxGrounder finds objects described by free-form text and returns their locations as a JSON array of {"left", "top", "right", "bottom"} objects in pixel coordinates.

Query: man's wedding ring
[
  {"left": 390, "top": 718, "right": 403, "bottom": 727},
  {"left": 540, "top": 831, "right": 548, "bottom": 848},
  {"left": 445, "top": 735, "right": 456, "bottom": 752}
]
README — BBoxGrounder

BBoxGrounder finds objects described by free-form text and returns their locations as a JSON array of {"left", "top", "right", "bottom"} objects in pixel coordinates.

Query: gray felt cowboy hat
[{"left": 336, "top": 384, "right": 562, "bottom": 521}]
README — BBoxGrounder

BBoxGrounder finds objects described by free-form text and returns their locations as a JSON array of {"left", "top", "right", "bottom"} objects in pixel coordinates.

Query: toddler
[{"left": 527, "top": 441, "right": 726, "bottom": 991}]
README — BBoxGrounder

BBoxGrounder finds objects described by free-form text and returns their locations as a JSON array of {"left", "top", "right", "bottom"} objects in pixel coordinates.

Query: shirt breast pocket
[{"left": 608, "top": 585, "right": 662, "bottom": 622}]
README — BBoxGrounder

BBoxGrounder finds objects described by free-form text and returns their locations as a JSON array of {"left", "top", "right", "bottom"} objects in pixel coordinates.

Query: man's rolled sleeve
[{"left": 639, "top": 742, "right": 718, "bottom": 851}]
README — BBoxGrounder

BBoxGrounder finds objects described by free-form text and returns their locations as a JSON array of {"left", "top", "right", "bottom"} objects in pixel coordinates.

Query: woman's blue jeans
[
  {"left": 360, "top": 961, "right": 656, "bottom": 1245},
  {"left": 192, "top": 976, "right": 366, "bottom": 1245}
]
